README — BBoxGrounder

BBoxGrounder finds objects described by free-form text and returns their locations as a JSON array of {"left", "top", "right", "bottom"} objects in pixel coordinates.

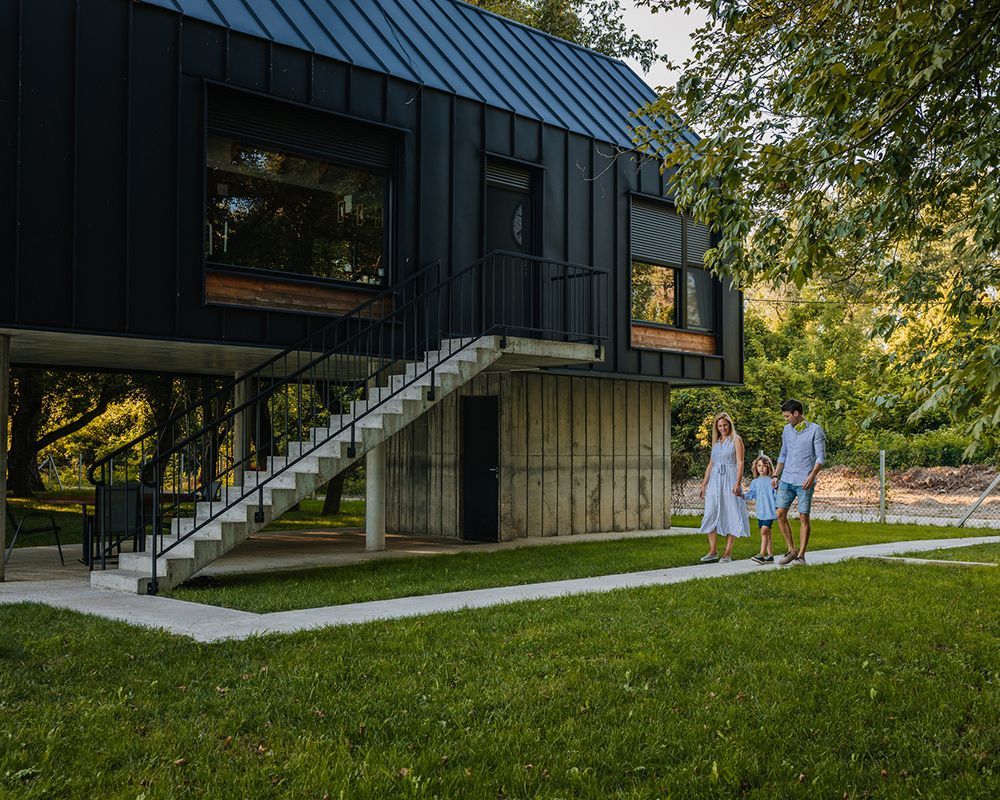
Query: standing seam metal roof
[{"left": 145, "top": 0, "right": 696, "bottom": 149}]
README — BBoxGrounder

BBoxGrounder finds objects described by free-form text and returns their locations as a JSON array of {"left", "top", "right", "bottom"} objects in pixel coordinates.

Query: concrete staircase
[{"left": 89, "top": 336, "right": 601, "bottom": 594}]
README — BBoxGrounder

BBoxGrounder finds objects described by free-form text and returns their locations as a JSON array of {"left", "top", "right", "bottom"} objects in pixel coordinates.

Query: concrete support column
[
  {"left": 366, "top": 442, "right": 386, "bottom": 552},
  {"left": 0, "top": 335, "right": 10, "bottom": 582},
  {"left": 232, "top": 371, "right": 248, "bottom": 483}
]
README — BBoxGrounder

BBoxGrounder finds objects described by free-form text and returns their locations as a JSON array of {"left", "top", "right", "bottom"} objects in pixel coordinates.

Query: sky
[{"left": 617, "top": 1, "right": 708, "bottom": 89}]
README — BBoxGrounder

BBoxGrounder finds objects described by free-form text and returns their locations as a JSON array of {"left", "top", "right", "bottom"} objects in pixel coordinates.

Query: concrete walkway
[{"left": 1, "top": 535, "right": 997, "bottom": 643}]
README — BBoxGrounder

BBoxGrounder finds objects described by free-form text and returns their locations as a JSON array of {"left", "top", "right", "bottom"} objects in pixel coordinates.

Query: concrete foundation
[{"left": 385, "top": 373, "right": 671, "bottom": 540}]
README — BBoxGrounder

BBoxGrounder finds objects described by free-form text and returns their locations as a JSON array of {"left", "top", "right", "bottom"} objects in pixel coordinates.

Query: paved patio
[
  {"left": 0, "top": 525, "right": 695, "bottom": 583},
  {"left": 1, "top": 533, "right": 996, "bottom": 643}
]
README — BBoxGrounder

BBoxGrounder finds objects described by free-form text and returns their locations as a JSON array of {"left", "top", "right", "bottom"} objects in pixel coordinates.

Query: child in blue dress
[{"left": 745, "top": 455, "right": 778, "bottom": 564}]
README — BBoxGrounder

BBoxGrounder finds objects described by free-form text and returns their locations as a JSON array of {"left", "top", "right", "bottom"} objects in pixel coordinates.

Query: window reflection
[
  {"left": 686, "top": 268, "right": 715, "bottom": 331},
  {"left": 206, "top": 136, "right": 386, "bottom": 284},
  {"left": 631, "top": 261, "right": 677, "bottom": 325}
]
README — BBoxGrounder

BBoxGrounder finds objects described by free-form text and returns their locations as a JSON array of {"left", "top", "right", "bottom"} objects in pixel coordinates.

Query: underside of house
[{"left": 0, "top": 0, "right": 743, "bottom": 593}]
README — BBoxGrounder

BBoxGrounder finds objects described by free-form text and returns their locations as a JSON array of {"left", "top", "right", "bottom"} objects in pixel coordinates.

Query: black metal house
[{"left": 0, "top": 0, "right": 744, "bottom": 592}]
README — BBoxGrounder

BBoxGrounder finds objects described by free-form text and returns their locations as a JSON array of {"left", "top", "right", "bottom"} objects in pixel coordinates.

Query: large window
[
  {"left": 206, "top": 135, "right": 386, "bottom": 285},
  {"left": 630, "top": 198, "right": 715, "bottom": 332},
  {"left": 631, "top": 261, "right": 676, "bottom": 325}
]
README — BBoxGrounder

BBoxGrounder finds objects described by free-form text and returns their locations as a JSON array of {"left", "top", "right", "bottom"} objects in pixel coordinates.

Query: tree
[
  {"left": 6, "top": 371, "right": 133, "bottom": 496},
  {"left": 473, "top": 0, "right": 662, "bottom": 69},
  {"left": 636, "top": 0, "right": 1000, "bottom": 453}
]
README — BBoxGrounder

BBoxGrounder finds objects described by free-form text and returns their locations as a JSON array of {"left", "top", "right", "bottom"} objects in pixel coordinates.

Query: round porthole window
[{"left": 512, "top": 203, "right": 524, "bottom": 247}]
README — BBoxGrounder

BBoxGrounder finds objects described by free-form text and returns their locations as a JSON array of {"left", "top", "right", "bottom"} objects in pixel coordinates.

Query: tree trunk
[
  {"left": 321, "top": 473, "right": 345, "bottom": 516},
  {"left": 7, "top": 369, "right": 46, "bottom": 497}
]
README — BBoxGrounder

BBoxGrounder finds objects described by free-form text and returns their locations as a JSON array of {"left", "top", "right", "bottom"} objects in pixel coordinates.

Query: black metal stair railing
[{"left": 88, "top": 251, "right": 608, "bottom": 592}]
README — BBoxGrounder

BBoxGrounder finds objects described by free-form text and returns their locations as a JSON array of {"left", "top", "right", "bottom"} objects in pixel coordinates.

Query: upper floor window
[
  {"left": 630, "top": 197, "right": 715, "bottom": 332},
  {"left": 206, "top": 135, "right": 386, "bottom": 285}
]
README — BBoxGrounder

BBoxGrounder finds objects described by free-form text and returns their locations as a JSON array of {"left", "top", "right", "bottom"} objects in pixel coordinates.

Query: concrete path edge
[{"left": 1, "top": 536, "right": 997, "bottom": 643}]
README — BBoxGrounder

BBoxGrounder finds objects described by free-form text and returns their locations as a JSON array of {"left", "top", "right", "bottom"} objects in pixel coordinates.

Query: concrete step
[{"left": 90, "top": 569, "right": 155, "bottom": 594}]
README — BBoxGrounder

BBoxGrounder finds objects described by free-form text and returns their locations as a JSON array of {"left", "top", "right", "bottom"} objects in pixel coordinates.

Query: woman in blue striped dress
[{"left": 698, "top": 412, "right": 750, "bottom": 563}]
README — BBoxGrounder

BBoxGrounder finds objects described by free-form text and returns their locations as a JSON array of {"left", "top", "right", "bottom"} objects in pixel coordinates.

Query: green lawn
[
  {"left": 4, "top": 495, "right": 364, "bottom": 549},
  {"left": 2, "top": 559, "right": 998, "bottom": 799},
  {"left": 5, "top": 493, "right": 90, "bottom": 548},
  {"left": 260, "top": 497, "right": 365, "bottom": 531},
  {"left": 900, "top": 542, "right": 1000, "bottom": 564},
  {"left": 166, "top": 518, "right": 996, "bottom": 613}
]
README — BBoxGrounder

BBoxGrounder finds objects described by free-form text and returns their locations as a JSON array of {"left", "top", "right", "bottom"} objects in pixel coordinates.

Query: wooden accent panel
[
  {"left": 630, "top": 323, "right": 716, "bottom": 354},
  {"left": 385, "top": 374, "right": 673, "bottom": 540},
  {"left": 205, "top": 270, "right": 390, "bottom": 317}
]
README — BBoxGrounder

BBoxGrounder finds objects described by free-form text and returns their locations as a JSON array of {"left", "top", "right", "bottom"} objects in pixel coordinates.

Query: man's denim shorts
[{"left": 777, "top": 481, "right": 814, "bottom": 515}]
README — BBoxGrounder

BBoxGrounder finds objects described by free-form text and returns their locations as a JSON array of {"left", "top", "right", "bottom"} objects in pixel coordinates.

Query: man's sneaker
[
  {"left": 699, "top": 553, "right": 720, "bottom": 563},
  {"left": 763, "top": 555, "right": 775, "bottom": 563},
  {"left": 778, "top": 550, "right": 799, "bottom": 566},
  {"left": 750, "top": 554, "right": 766, "bottom": 565},
  {"left": 719, "top": 555, "right": 732, "bottom": 563},
  {"left": 791, "top": 557, "right": 807, "bottom": 566}
]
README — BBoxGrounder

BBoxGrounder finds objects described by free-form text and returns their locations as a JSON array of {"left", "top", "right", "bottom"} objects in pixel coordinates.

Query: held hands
[
  {"left": 771, "top": 477, "right": 779, "bottom": 489},
  {"left": 732, "top": 483, "right": 742, "bottom": 497}
]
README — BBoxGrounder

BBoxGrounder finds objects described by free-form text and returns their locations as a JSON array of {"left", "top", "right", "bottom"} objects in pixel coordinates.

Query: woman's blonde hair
[
  {"left": 753, "top": 454, "right": 774, "bottom": 477},
  {"left": 710, "top": 412, "right": 738, "bottom": 446}
]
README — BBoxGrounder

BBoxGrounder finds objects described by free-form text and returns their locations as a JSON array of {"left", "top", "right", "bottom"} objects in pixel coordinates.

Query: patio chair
[
  {"left": 4, "top": 505, "right": 65, "bottom": 565},
  {"left": 83, "top": 481, "right": 175, "bottom": 568}
]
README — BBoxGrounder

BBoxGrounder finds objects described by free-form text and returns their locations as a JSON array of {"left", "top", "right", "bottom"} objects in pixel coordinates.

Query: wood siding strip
[
  {"left": 205, "top": 270, "right": 390, "bottom": 317},
  {"left": 630, "top": 323, "right": 716, "bottom": 355}
]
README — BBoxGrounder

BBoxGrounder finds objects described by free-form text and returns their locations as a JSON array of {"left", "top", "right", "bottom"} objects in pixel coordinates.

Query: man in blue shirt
[{"left": 772, "top": 399, "right": 826, "bottom": 566}]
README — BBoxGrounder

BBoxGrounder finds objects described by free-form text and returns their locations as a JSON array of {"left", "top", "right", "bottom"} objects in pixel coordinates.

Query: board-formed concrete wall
[{"left": 384, "top": 373, "right": 671, "bottom": 539}]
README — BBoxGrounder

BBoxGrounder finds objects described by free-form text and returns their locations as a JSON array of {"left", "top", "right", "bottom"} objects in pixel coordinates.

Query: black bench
[{"left": 4, "top": 505, "right": 65, "bottom": 565}]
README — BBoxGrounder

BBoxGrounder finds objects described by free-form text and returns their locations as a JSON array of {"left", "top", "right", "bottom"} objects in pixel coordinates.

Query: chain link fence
[{"left": 672, "top": 454, "right": 1000, "bottom": 529}]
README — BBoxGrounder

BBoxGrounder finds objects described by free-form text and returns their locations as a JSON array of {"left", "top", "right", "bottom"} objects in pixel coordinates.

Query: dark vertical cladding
[
  {"left": 17, "top": 0, "right": 75, "bottom": 326},
  {"left": 0, "top": 0, "right": 743, "bottom": 386},
  {"left": 0, "top": 0, "right": 20, "bottom": 322},
  {"left": 129, "top": 3, "right": 178, "bottom": 335}
]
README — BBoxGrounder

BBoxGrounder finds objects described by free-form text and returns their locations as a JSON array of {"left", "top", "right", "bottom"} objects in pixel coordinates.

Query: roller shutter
[
  {"left": 687, "top": 221, "right": 714, "bottom": 264},
  {"left": 631, "top": 198, "right": 682, "bottom": 267},
  {"left": 207, "top": 87, "right": 393, "bottom": 172}
]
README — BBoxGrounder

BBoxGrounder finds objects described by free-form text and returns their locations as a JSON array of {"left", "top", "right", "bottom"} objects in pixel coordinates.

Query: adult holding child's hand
[
  {"left": 772, "top": 399, "right": 826, "bottom": 566},
  {"left": 697, "top": 412, "right": 750, "bottom": 564}
]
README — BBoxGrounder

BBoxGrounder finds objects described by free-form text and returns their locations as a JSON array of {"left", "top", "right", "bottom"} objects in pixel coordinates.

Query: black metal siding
[{"left": 0, "top": 0, "right": 742, "bottom": 385}]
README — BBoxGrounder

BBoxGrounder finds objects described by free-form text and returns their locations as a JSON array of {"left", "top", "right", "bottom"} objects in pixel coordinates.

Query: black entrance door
[
  {"left": 486, "top": 173, "right": 538, "bottom": 335},
  {"left": 485, "top": 184, "right": 533, "bottom": 256},
  {"left": 462, "top": 396, "right": 499, "bottom": 542}
]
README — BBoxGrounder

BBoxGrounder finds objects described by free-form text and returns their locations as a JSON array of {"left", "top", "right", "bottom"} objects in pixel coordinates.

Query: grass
[
  {"left": 165, "top": 518, "right": 995, "bottom": 613},
  {"left": 5, "top": 493, "right": 89, "bottom": 548},
  {"left": 2, "top": 558, "right": 998, "bottom": 798},
  {"left": 260, "top": 497, "right": 365, "bottom": 531},
  {"left": 900, "top": 542, "right": 1000, "bottom": 564},
  {"left": 4, "top": 495, "right": 364, "bottom": 549}
]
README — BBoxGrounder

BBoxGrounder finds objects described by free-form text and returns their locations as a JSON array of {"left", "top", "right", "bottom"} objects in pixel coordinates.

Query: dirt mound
[{"left": 891, "top": 465, "right": 998, "bottom": 493}]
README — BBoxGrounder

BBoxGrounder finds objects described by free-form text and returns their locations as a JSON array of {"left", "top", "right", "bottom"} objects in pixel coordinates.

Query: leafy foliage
[
  {"left": 636, "top": 0, "right": 1000, "bottom": 452},
  {"left": 671, "top": 288, "right": 994, "bottom": 476},
  {"left": 473, "top": 0, "right": 663, "bottom": 69}
]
